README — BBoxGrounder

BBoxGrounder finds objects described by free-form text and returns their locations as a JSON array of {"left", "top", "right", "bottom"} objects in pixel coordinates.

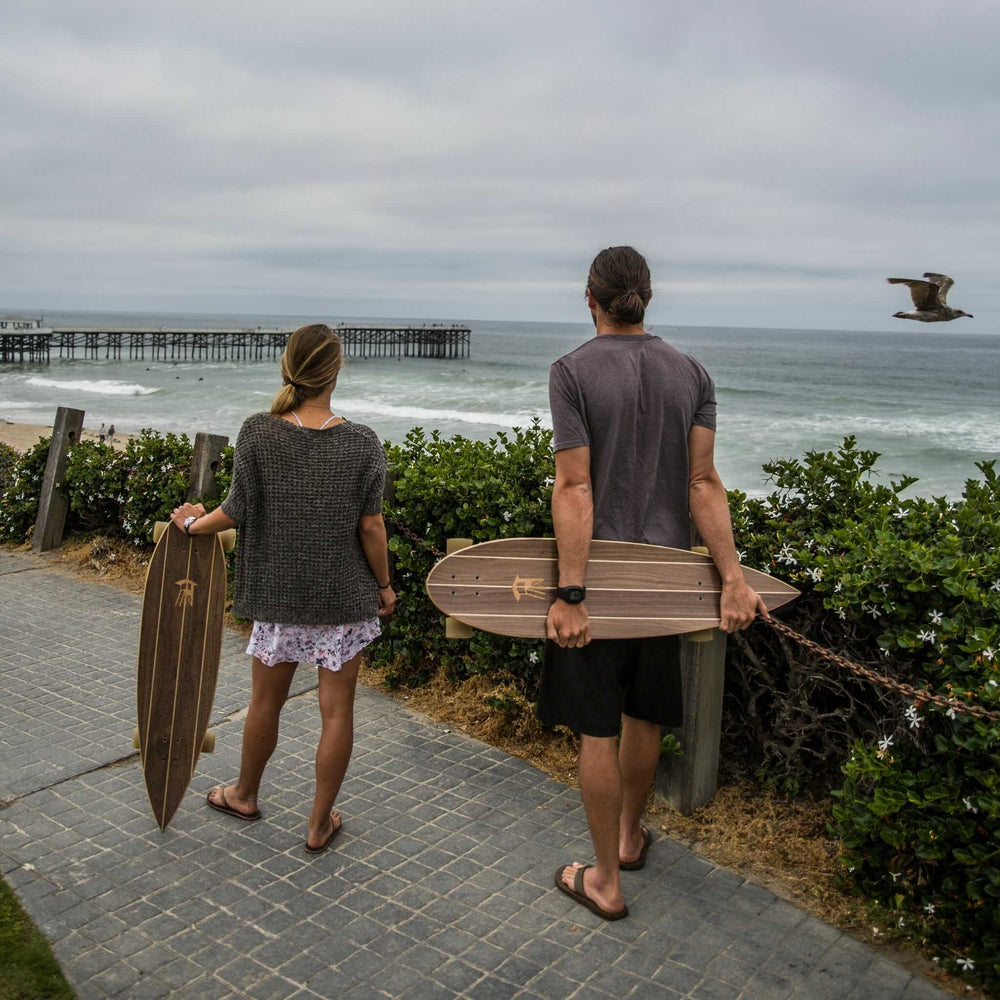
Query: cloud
[{"left": 2, "top": 0, "right": 998, "bottom": 326}]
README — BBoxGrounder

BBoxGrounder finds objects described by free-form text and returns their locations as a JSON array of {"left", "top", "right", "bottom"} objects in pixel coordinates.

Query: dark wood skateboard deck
[
  {"left": 136, "top": 523, "right": 229, "bottom": 830},
  {"left": 426, "top": 537, "right": 799, "bottom": 639}
]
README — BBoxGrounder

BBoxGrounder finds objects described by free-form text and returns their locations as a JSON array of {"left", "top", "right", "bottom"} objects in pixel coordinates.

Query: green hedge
[
  {"left": 0, "top": 430, "right": 232, "bottom": 546},
  {"left": 1, "top": 424, "right": 997, "bottom": 989},
  {"left": 375, "top": 423, "right": 553, "bottom": 689}
]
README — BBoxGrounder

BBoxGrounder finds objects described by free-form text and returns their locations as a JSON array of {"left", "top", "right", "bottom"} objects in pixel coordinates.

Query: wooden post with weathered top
[
  {"left": 32, "top": 406, "right": 85, "bottom": 553},
  {"left": 186, "top": 433, "right": 229, "bottom": 503},
  {"left": 655, "top": 541, "right": 729, "bottom": 815}
]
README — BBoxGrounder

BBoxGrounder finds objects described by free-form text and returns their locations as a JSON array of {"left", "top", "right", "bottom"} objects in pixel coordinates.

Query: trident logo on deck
[
  {"left": 511, "top": 574, "right": 546, "bottom": 602},
  {"left": 175, "top": 578, "right": 197, "bottom": 609}
]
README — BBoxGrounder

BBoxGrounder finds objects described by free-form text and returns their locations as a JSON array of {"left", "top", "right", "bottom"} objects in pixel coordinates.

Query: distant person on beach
[
  {"left": 106, "top": 424, "right": 115, "bottom": 445},
  {"left": 98, "top": 423, "right": 106, "bottom": 444},
  {"left": 170, "top": 324, "right": 395, "bottom": 853},
  {"left": 541, "top": 246, "right": 767, "bottom": 920}
]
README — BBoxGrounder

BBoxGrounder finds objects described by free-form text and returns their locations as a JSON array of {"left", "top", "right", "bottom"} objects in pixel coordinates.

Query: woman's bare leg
[
  {"left": 306, "top": 652, "right": 362, "bottom": 849},
  {"left": 208, "top": 657, "right": 297, "bottom": 815}
]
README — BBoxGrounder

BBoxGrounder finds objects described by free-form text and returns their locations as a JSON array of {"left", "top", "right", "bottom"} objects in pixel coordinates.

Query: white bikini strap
[
  {"left": 318, "top": 414, "right": 339, "bottom": 430},
  {"left": 289, "top": 410, "right": 304, "bottom": 426}
]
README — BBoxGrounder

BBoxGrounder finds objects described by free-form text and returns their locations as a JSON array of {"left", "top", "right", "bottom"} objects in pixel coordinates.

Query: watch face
[{"left": 558, "top": 586, "right": 586, "bottom": 604}]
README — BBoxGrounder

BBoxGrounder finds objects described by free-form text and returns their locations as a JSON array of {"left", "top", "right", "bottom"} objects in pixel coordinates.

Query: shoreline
[{"left": 0, "top": 421, "right": 135, "bottom": 453}]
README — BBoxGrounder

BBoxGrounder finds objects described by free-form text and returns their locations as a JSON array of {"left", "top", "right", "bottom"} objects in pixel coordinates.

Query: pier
[{"left": 0, "top": 324, "right": 471, "bottom": 363}]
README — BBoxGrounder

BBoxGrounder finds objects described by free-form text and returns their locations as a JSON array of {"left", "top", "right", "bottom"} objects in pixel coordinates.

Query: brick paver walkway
[{"left": 0, "top": 549, "right": 949, "bottom": 999}]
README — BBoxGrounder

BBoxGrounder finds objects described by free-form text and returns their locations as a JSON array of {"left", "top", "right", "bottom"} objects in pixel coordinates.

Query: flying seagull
[{"left": 887, "top": 272, "right": 972, "bottom": 322}]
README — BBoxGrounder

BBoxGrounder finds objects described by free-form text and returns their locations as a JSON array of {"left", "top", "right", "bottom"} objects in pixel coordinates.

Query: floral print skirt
[{"left": 246, "top": 619, "right": 381, "bottom": 672}]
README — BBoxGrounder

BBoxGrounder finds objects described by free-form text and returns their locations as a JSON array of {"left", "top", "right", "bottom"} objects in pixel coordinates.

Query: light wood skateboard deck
[
  {"left": 426, "top": 537, "right": 799, "bottom": 639},
  {"left": 135, "top": 522, "right": 234, "bottom": 830}
]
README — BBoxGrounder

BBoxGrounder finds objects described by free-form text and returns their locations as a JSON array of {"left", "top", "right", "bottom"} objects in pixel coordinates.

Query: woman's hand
[
  {"left": 377, "top": 584, "right": 396, "bottom": 617},
  {"left": 170, "top": 502, "right": 207, "bottom": 533}
]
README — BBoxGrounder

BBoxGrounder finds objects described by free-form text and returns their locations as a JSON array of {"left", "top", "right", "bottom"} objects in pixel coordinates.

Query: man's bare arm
[
  {"left": 547, "top": 446, "right": 593, "bottom": 647},
  {"left": 687, "top": 424, "right": 768, "bottom": 631}
]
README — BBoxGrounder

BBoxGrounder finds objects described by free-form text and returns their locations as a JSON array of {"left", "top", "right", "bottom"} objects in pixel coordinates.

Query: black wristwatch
[{"left": 555, "top": 585, "right": 586, "bottom": 605}]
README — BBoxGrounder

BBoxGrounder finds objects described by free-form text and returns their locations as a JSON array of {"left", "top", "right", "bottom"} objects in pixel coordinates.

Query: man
[{"left": 540, "top": 246, "right": 767, "bottom": 920}]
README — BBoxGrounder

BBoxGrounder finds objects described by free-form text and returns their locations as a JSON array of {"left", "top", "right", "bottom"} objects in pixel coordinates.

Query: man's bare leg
[
  {"left": 559, "top": 733, "right": 625, "bottom": 913},
  {"left": 618, "top": 714, "right": 661, "bottom": 864}
]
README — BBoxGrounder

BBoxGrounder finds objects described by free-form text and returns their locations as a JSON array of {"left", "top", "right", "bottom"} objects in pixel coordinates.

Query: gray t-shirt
[
  {"left": 549, "top": 333, "right": 716, "bottom": 549},
  {"left": 220, "top": 412, "right": 386, "bottom": 626}
]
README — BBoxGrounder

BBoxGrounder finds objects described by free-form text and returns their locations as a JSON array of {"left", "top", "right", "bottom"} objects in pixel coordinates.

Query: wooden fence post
[
  {"left": 655, "top": 539, "right": 728, "bottom": 815},
  {"left": 32, "top": 406, "right": 85, "bottom": 553},
  {"left": 186, "top": 433, "right": 229, "bottom": 502}
]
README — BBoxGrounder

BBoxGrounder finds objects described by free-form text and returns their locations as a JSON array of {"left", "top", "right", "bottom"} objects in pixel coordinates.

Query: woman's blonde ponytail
[{"left": 270, "top": 324, "right": 344, "bottom": 415}]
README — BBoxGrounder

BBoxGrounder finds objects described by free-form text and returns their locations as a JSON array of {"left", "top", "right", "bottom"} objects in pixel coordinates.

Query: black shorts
[{"left": 535, "top": 636, "right": 683, "bottom": 738}]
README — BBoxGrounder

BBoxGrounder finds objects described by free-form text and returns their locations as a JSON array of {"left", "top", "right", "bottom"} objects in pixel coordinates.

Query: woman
[{"left": 171, "top": 324, "right": 395, "bottom": 854}]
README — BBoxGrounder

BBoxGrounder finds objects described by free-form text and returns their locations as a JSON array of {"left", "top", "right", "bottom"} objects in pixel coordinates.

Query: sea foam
[
  {"left": 25, "top": 377, "right": 159, "bottom": 397},
  {"left": 343, "top": 399, "right": 551, "bottom": 429}
]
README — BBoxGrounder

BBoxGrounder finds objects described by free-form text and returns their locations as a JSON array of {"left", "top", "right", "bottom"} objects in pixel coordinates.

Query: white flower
[
  {"left": 776, "top": 544, "right": 798, "bottom": 567},
  {"left": 871, "top": 926, "right": 881, "bottom": 937},
  {"left": 924, "top": 903, "right": 936, "bottom": 915},
  {"left": 806, "top": 567, "right": 823, "bottom": 583},
  {"left": 957, "top": 958, "right": 975, "bottom": 972},
  {"left": 904, "top": 705, "right": 922, "bottom": 730},
  {"left": 834, "top": 582, "right": 843, "bottom": 594},
  {"left": 989, "top": 679, "right": 998, "bottom": 689},
  {"left": 984, "top": 647, "right": 996, "bottom": 662},
  {"left": 897, "top": 917, "right": 906, "bottom": 928},
  {"left": 917, "top": 629, "right": 937, "bottom": 644},
  {"left": 878, "top": 735, "right": 894, "bottom": 753},
  {"left": 963, "top": 797, "right": 978, "bottom": 814},
  {"left": 888, "top": 870, "right": 902, "bottom": 882},
  {"left": 946, "top": 707, "right": 957, "bottom": 720},
  {"left": 502, "top": 511, "right": 512, "bottom": 522},
  {"left": 737, "top": 551, "right": 746, "bottom": 562},
  {"left": 528, "top": 651, "right": 539, "bottom": 664},
  {"left": 990, "top": 580, "right": 1000, "bottom": 593},
  {"left": 928, "top": 610, "right": 944, "bottom": 626},
  {"left": 837, "top": 609, "right": 847, "bottom": 620},
  {"left": 818, "top": 545, "right": 831, "bottom": 555}
]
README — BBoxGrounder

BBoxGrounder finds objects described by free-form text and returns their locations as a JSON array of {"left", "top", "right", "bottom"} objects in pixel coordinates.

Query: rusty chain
[
  {"left": 384, "top": 516, "right": 1000, "bottom": 723},
  {"left": 385, "top": 516, "right": 446, "bottom": 559},
  {"left": 763, "top": 616, "right": 1000, "bottom": 723}
]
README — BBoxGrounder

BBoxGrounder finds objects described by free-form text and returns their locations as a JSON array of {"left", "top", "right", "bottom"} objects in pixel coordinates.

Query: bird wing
[
  {"left": 922, "top": 273, "right": 953, "bottom": 305},
  {"left": 887, "top": 277, "right": 938, "bottom": 311}
]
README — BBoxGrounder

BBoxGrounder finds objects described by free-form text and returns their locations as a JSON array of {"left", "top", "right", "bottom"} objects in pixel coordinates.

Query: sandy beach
[{"left": 0, "top": 421, "right": 134, "bottom": 453}]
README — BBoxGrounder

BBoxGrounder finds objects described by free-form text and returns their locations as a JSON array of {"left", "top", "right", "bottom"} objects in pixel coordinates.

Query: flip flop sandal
[
  {"left": 206, "top": 786, "right": 261, "bottom": 821},
  {"left": 305, "top": 814, "right": 342, "bottom": 855},
  {"left": 554, "top": 864, "right": 628, "bottom": 921},
  {"left": 619, "top": 826, "right": 652, "bottom": 871}
]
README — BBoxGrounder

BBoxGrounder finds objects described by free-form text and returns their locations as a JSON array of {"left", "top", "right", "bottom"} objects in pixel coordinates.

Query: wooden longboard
[
  {"left": 426, "top": 538, "right": 799, "bottom": 639},
  {"left": 136, "top": 523, "right": 231, "bottom": 830}
]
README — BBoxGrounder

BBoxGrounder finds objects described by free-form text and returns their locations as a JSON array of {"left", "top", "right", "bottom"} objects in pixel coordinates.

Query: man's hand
[
  {"left": 547, "top": 600, "right": 591, "bottom": 648},
  {"left": 719, "top": 578, "right": 769, "bottom": 632}
]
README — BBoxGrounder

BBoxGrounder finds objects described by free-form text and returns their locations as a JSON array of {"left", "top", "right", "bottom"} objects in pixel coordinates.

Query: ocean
[{"left": 2, "top": 309, "right": 998, "bottom": 497}]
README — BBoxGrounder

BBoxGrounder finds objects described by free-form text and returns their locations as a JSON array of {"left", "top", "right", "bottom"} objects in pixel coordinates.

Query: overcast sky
[{"left": 2, "top": 0, "right": 998, "bottom": 329}]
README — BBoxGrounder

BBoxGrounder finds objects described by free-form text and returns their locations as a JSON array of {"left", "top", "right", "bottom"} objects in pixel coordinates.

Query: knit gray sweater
[{"left": 220, "top": 412, "right": 387, "bottom": 626}]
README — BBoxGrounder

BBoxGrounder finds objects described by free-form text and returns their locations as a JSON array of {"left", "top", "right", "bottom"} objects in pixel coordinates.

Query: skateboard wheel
[
  {"left": 219, "top": 529, "right": 237, "bottom": 553},
  {"left": 446, "top": 537, "right": 474, "bottom": 554},
  {"left": 201, "top": 729, "right": 216, "bottom": 754},
  {"left": 133, "top": 726, "right": 141, "bottom": 749},
  {"left": 445, "top": 616, "right": 474, "bottom": 640},
  {"left": 152, "top": 521, "right": 169, "bottom": 544}
]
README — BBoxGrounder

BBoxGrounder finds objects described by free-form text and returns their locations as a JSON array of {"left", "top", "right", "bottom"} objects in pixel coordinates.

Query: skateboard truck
[{"left": 444, "top": 538, "right": 475, "bottom": 639}]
